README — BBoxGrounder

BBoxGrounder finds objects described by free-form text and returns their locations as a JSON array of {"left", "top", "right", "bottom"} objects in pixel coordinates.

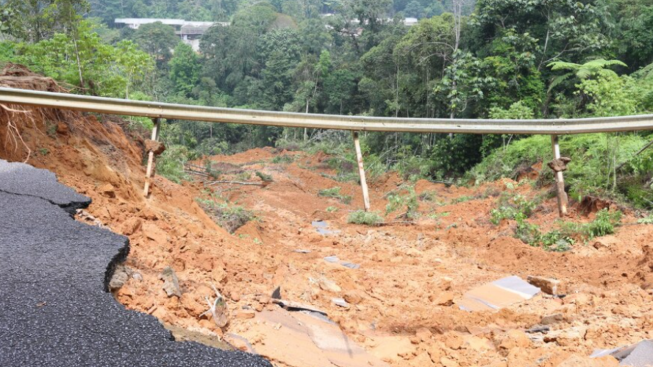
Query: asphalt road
[{"left": 0, "top": 160, "right": 272, "bottom": 367}]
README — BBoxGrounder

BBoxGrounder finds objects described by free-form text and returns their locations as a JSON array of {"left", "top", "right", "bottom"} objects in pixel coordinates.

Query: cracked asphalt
[{"left": 0, "top": 160, "right": 272, "bottom": 367}]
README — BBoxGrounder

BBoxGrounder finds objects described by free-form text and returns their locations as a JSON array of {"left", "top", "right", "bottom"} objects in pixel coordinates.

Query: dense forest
[{"left": 1, "top": 0, "right": 653, "bottom": 207}]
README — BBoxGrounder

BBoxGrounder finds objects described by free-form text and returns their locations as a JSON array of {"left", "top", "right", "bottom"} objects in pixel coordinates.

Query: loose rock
[
  {"left": 527, "top": 275, "right": 564, "bottom": 296},
  {"left": 160, "top": 266, "right": 182, "bottom": 298}
]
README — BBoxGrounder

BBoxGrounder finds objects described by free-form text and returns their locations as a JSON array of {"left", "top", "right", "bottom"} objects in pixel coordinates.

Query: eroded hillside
[{"left": 1, "top": 66, "right": 652, "bottom": 367}]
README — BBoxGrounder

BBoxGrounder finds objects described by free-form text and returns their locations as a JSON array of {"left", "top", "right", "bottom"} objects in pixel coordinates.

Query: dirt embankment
[{"left": 1, "top": 65, "right": 652, "bottom": 367}]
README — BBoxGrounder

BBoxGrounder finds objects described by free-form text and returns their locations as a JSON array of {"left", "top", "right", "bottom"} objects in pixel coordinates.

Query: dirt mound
[
  {"left": 0, "top": 63, "right": 67, "bottom": 92},
  {"left": 1, "top": 67, "right": 652, "bottom": 367}
]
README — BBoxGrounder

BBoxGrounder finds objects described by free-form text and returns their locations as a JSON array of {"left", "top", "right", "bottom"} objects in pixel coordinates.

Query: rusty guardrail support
[
  {"left": 144, "top": 118, "right": 161, "bottom": 198},
  {"left": 352, "top": 131, "right": 371, "bottom": 212}
]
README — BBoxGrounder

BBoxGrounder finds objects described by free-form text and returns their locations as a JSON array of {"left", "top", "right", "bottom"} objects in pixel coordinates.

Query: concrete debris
[
  {"left": 324, "top": 255, "right": 360, "bottom": 269},
  {"left": 312, "top": 221, "right": 340, "bottom": 235},
  {"left": 592, "top": 340, "right": 653, "bottom": 366},
  {"left": 527, "top": 275, "right": 565, "bottom": 296},
  {"left": 272, "top": 299, "right": 328, "bottom": 316},
  {"left": 159, "top": 266, "right": 181, "bottom": 298},
  {"left": 294, "top": 249, "right": 312, "bottom": 254},
  {"left": 541, "top": 313, "right": 564, "bottom": 325},
  {"left": 331, "top": 298, "right": 350, "bottom": 308},
  {"left": 458, "top": 276, "right": 540, "bottom": 312}
]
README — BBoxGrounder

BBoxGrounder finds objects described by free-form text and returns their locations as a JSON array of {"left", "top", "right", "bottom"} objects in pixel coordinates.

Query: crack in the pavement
[{"left": 0, "top": 187, "right": 89, "bottom": 217}]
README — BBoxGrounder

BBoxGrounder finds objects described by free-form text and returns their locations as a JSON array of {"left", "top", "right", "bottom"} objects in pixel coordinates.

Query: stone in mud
[
  {"left": 434, "top": 291, "right": 454, "bottom": 306},
  {"left": 160, "top": 266, "right": 182, "bottom": 298},
  {"left": 541, "top": 313, "right": 564, "bottom": 325},
  {"left": 109, "top": 264, "right": 129, "bottom": 291},
  {"left": 318, "top": 278, "right": 341, "bottom": 293},
  {"left": 98, "top": 183, "right": 116, "bottom": 198},
  {"left": 236, "top": 309, "right": 256, "bottom": 319},
  {"left": 344, "top": 290, "right": 363, "bottom": 305},
  {"left": 527, "top": 275, "right": 564, "bottom": 296},
  {"left": 143, "top": 223, "right": 168, "bottom": 245},
  {"left": 120, "top": 217, "right": 142, "bottom": 236}
]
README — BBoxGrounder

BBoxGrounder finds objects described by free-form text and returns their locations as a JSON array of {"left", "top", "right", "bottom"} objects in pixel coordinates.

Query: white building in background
[{"left": 114, "top": 19, "right": 230, "bottom": 52}]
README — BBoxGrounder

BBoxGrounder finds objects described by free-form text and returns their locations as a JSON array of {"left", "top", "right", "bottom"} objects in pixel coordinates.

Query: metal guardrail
[{"left": 2, "top": 87, "right": 653, "bottom": 135}]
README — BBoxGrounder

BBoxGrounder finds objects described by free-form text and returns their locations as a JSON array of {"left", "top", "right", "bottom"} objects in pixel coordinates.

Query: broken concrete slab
[
  {"left": 621, "top": 340, "right": 653, "bottom": 367},
  {"left": 458, "top": 276, "right": 540, "bottom": 312},
  {"left": 592, "top": 340, "right": 653, "bottom": 366}
]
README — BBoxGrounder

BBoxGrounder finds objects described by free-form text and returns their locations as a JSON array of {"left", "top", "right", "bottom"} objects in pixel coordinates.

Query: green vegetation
[
  {"left": 318, "top": 187, "right": 352, "bottom": 204},
  {"left": 386, "top": 187, "right": 419, "bottom": 219},
  {"left": 490, "top": 195, "right": 538, "bottom": 225},
  {"left": 347, "top": 210, "right": 383, "bottom": 226},
  {"left": 272, "top": 154, "right": 295, "bottom": 164},
  {"left": 638, "top": 214, "right": 653, "bottom": 224},
  {"left": 255, "top": 171, "right": 273, "bottom": 183},
  {"left": 196, "top": 197, "right": 254, "bottom": 233},
  {"left": 2, "top": 0, "right": 653, "bottom": 210},
  {"left": 511, "top": 209, "right": 622, "bottom": 251}
]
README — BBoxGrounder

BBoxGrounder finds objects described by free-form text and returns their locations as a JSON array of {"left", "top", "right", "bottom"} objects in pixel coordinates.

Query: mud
[{"left": 1, "top": 67, "right": 652, "bottom": 366}]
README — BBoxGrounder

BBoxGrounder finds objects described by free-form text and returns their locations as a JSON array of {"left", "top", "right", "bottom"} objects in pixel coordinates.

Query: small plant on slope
[{"left": 348, "top": 210, "right": 383, "bottom": 225}]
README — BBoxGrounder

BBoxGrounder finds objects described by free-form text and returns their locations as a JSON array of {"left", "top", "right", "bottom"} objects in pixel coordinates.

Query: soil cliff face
[{"left": 1, "top": 65, "right": 652, "bottom": 367}]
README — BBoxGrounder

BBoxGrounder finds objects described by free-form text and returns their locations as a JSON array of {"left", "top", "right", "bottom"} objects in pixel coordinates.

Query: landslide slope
[{"left": 1, "top": 64, "right": 652, "bottom": 367}]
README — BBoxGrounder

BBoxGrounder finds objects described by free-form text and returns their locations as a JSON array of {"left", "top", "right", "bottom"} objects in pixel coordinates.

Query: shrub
[
  {"left": 386, "top": 187, "right": 419, "bottom": 219},
  {"left": 272, "top": 154, "right": 295, "bottom": 164},
  {"left": 585, "top": 209, "right": 621, "bottom": 238},
  {"left": 348, "top": 210, "right": 383, "bottom": 225},
  {"left": 490, "top": 194, "right": 538, "bottom": 225},
  {"left": 318, "top": 187, "right": 352, "bottom": 204}
]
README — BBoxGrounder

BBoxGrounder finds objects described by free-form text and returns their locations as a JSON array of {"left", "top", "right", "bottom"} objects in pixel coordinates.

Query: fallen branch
[{"left": 616, "top": 139, "right": 653, "bottom": 171}]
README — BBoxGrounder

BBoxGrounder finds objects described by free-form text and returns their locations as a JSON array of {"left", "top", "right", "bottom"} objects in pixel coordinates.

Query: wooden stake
[
  {"left": 352, "top": 131, "right": 371, "bottom": 212},
  {"left": 144, "top": 118, "right": 161, "bottom": 198},
  {"left": 551, "top": 135, "right": 568, "bottom": 217}
]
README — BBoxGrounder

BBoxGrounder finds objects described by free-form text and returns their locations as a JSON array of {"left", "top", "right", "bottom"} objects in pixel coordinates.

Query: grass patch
[
  {"left": 196, "top": 198, "right": 254, "bottom": 234},
  {"left": 318, "top": 187, "right": 352, "bottom": 204},
  {"left": 272, "top": 154, "right": 295, "bottom": 164},
  {"left": 348, "top": 210, "right": 383, "bottom": 225}
]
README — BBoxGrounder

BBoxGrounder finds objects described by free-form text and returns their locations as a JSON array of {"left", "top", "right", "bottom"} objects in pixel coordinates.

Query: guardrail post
[
  {"left": 352, "top": 131, "right": 371, "bottom": 212},
  {"left": 144, "top": 118, "right": 161, "bottom": 198},
  {"left": 551, "top": 135, "right": 568, "bottom": 217}
]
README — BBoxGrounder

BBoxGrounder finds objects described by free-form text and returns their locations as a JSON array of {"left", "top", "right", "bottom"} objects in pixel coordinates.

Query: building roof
[{"left": 115, "top": 18, "right": 186, "bottom": 26}]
